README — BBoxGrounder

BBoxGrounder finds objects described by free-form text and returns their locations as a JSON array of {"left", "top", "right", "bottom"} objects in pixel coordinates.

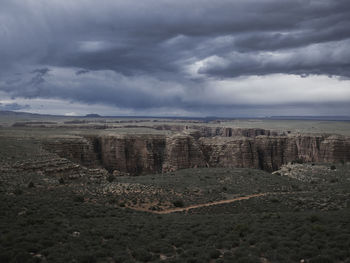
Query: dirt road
[{"left": 129, "top": 193, "right": 268, "bottom": 214}]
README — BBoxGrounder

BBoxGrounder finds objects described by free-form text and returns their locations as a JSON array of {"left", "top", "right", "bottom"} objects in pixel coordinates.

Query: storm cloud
[{"left": 0, "top": 0, "right": 350, "bottom": 116}]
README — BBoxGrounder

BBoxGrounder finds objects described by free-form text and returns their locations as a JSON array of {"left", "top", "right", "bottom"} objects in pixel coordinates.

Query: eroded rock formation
[
  {"left": 44, "top": 136, "right": 101, "bottom": 168},
  {"left": 43, "top": 128, "right": 350, "bottom": 175},
  {"left": 200, "top": 134, "right": 350, "bottom": 171},
  {"left": 99, "top": 135, "right": 166, "bottom": 174}
]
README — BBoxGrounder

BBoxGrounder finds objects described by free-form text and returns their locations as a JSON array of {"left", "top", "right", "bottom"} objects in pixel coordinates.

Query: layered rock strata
[
  {"left": 200, "top": 134, "right": 350, "bottom": 171},
  {"left": 43, "top": 136, "right": 101, "bottom": 168},
  {"left": 43, "top": 128, "right": 350, "bottom": 175}
]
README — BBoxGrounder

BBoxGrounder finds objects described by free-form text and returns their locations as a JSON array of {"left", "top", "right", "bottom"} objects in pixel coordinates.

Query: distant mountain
[
  {"left": 267, "top": 116, "right": 350, "bottom": 121},
  {"left": 1, "top": 110, "right": 349, "bottom": 121},
  {"left": 84, "top": 114, "right": 101, "bottom": 118},
  {"left": 0, "top": 110, "right": 42, "bottom": 116}
]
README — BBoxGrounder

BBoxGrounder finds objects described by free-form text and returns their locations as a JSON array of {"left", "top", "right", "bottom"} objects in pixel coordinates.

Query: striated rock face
[
  {"left": 154, "top": 125, "right": 282, "bottom": 138},
  {"left": 162, "top": 135, "right": 206, "bottom": 172},
  {"left": 44, "top": 134, "right": 205, "bottom": 175},
  {"left": 99, "top": 135, "right": 166, "bottom": 174},
  {"left": 43, "top": 128, "right": 350, "bottom": 174},
  {"left": 193, "top": 127, "right": 282, "bottom": 138},
  {"left": 99, "top": 134, "right": 205, "bottom": 174},
  {"left": 318, "top": 135, "right": 350, "bottom": 163},
  {"left": 43, "top": 136, "right": 101, "bottom": 168},
  {"left": 200, "top": 134, "right": 350, "bottom": 171},
  {"left": 199, "top": 137, "right": 260, "bottom": 169}
]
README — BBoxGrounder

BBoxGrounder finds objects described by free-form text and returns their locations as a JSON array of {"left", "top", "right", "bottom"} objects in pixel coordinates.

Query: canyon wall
[
  {"left": 200, "top": 134, "right": 350, "bottom": 171},
  {"left": 96, "top": 134, "right": 206, "bottom": 174},
  {"left": 43, "top": 136, "right": 101, "bottom": 168},
  {"left": 154, "top": 125, "right": 282, "bottom": 138},
  {"left": 43, "top": 128, "right": 350, "bottom": 175},
  {"left": 98, "top": 135, "right": 166, "bottom": 174}
]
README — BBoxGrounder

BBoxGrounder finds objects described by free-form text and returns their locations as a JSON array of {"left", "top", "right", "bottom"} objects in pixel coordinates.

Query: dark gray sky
[{"left": 1, "top": 0, "right": 350, "bottom": 116}]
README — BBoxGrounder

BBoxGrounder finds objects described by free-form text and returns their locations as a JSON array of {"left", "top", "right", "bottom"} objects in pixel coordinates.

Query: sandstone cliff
[
  {"left": 162, "top": 134, "right": 206, "bottom": 172},
  {"left": 43, "top": 136, "right": 101, "bottom": 168},
  {"left": 99, "top": 135, "right": 166, "bottom": 174},
  {"left": 200, "top": 134, "right": 350, "bottom": 171},
  {"left": 43, "top": 128, "right": 350, "bottom": 175}
]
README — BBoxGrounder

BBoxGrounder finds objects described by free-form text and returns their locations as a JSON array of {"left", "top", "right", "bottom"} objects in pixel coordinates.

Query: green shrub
[
  {"left": 270, "top": 198, "right": 280, "bottom": 203},
  {"left": 173, "top": 200, "right": 184, "bottom": 208},
  {"left": 113, "top": 250, "right": 130, "bottom": 263},
  {"left": 13, "top": 188, "right": 23, "bottom": 195},
  {"left": 292, "top": 159, "right": 304, "bottom": 164},
  {"left": 58, "top": 178, "right": 65, "bottom": 184},
  {"left": 107, "top": 174, "right": 115, "bottom": 182},
  {"left": 309, "top": 255, "right": 333, "bottom": 263},
  {"left": 329, "top": 178, "right": 338, "bottom": 183},
  {"left": 73, "top": 195, "right": 84, "bottom": 203},
  {"left": 236, "top": 255, "right": 260, "bottom": 263},
  {"left": 258, "top": 242, "right": 270, "bottom": 253},
  {"left": 0, "top": 249, "right": 11, "bottom": 263},
  {"left": 77, "top": 253, "right": 97, "bottom": 263},
  {"left": 160, "top": 244, "right": 174, "bottom": 255},
  {"left": 235, "top": 223, "right": 250, "bottom": 237},
  {"left": 309, "top": 214, "right": 320, "bottom": 223},
  {"left": 131, "top": 248, "right": 152, "bottom": 262},
  {"left": 208, "top": 248, "right": 220, "bottom": 259},
  {"left": 12, "top": 250, "right": 35, "bottom": 263},
  {"left": 186, "top": 257, "right": 199, "bottom": 263}
]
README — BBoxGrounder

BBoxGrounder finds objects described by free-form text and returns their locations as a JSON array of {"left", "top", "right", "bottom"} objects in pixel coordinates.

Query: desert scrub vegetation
[
  {"left": 172, "top": 199, "right": 185, "bottom": 207},
  {"left": 1, "top": 184, "right": 350, "bottom": 263},
  {"left": 102, "top": 167, "right": 308, "bottom": 211}
]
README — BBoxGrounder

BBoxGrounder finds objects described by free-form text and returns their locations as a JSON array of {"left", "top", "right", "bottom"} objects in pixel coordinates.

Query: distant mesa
[{"left": 85, "top": 113, "right": 101, "bottom": 118}]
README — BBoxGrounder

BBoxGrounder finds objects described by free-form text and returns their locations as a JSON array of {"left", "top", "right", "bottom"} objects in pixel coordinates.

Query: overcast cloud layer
[{"left": 0, "top": 0, "right": 350, "bottom": 116}]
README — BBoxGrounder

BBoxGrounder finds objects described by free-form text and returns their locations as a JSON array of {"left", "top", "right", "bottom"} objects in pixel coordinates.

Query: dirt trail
[{"left": 129, "top": 193, "right": 268, "bottom": 214}]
